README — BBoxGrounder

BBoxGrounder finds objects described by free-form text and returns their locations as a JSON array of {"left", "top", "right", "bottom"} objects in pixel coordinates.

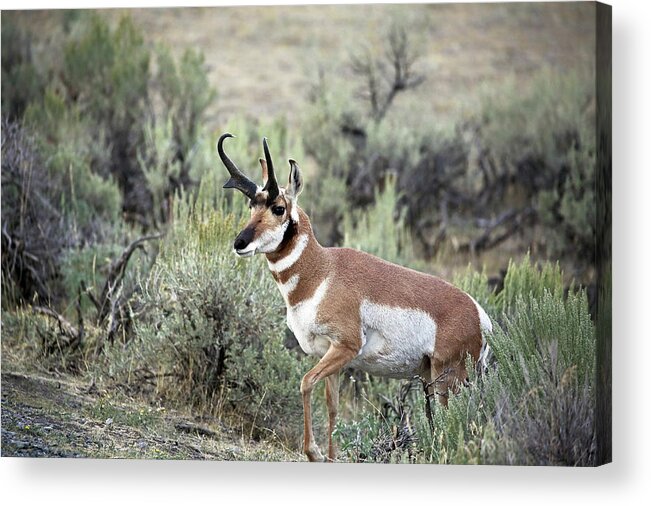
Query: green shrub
[
  {"left": 434, "top": 257, "right": 593, "bottom": 465},
  {"left": 333, "top": 410, "right": 386, "bottom": 462},
  {"left": 538, "top": 143, "right": 596, "bottom": 262},
  {"left": 452, "top": 266, "right": 495, "bottom": 314},
  {"left": 22, "top": 88, "right": 122, "bottom": 233},
  {"left": 157, "top": 46, "right": 216, "bottom": 170},
  {"left": 343, "top": 175, "right": 418, "bottom": 268},
  {"left": 1, "top": 14, "right": 45, "bottom": 119},
  {"left": 302, "top": 37, "right": 596, "bottom": 273},
  {"left": 62, "top": 15, "right": 150, "bottom": 135},
  {"left": 60, "top": 14, "right": 153, "bottom": 222},
  {"left": 3, "top": 12, "right": 216, "bottom": 309},
  {"left": 140, "top": 47, "right": 216, "bottom": 223},
  {"left": 303, "top": 76, "right": 358, "bottom": 179},
  {"left": 495, "top": 253, "right": 564, "bottom": 314},
  {"left": 488, "top": 355, "right": 596, "bottom": 466},
  {"left": 301, "top": 77, "right": 357, "bottom": 244},
  {"left": 478, "top": 70, "right": 597, "bottom": 261},
  {"left": 100, "top": 178, "right": 308, "bottom": 441},
  {"left": 139, "top": 118, "right": 183, "bottom": 224}
]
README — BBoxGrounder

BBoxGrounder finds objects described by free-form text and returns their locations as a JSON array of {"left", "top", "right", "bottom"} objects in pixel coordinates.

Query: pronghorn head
[{"left": 218, "top": 133, "right": 304, "bottom": 257}]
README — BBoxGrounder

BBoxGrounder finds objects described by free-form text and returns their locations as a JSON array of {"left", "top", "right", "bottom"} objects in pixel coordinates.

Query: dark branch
[
  {"left": 350, "top": 25, "right": 425, "bottom": 124},
  {"left": 457, "top": 207, "right": 536, "bottom": 254},
  {"left": 33, "top": 305, "right": 82, "bottom": 352},
  {"left": 97, "top": 233, "right": 162, "bottom": 324}
]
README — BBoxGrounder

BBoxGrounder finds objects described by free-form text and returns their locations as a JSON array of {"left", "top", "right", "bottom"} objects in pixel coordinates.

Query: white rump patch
[
  {"left": 267, "top": 233, "right": 309, "bottom": 272},
  {"left": 469, "top": 296, "right": 493, "bottom": 334},
  {"left": 286, "top": 277, "right": 331, "bottom": 357},
  {"left": 469, "top": 295, "right": 493, "bottom": 369},
  {"left": 350, "top": 300, "right": 436, "bottom": 379}
]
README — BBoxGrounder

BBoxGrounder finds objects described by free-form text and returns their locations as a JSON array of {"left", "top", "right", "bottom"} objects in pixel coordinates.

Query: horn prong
[{"left": 259, "top": 158, "right": 269, "bottom": 184}]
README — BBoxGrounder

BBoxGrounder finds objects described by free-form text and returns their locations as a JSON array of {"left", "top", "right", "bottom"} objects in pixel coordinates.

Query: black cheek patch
[{"left": 280, "top": 218, "right": 298, "bottom": 247}]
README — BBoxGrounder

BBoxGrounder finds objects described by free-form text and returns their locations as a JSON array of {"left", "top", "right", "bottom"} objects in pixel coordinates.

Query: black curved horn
[
  {"left": 218, "top": 133, "right": 258, "bottom": 200},
  {"left": 262, "top": 137, "right": 279, "bottom": 201}
]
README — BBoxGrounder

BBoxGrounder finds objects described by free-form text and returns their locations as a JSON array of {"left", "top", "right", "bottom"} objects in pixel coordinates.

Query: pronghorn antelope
[{"left": 218, "top": 133, "right": 492, "bottom": 462}]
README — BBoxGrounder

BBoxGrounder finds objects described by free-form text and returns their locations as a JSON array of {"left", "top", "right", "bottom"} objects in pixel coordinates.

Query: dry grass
[{"left": 12, "top": 3, "right": 595, "bottom": 130}]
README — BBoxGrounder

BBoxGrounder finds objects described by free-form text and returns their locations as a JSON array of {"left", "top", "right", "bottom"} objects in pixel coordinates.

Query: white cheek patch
[
  {"left": 256, "top": 220, "right": 289, "bottom": 254},
  {"left": 236, "top": 221, "right": 289, "bottom": 256}
]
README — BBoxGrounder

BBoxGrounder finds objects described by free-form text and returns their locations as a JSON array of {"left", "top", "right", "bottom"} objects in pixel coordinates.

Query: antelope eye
[{"left": 272, "top": 206, "right": 285, "bottom": 216}]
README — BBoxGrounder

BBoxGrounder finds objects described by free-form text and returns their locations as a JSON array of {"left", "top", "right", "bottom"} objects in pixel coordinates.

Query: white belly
[
  {"left": 349, "top": 300, "right": 436, "bottom": 379},
  {"left": 280, "top": 279, "right": 436, "bottom": 377}
]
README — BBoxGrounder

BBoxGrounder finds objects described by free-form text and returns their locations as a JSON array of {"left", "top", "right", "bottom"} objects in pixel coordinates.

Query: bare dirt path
[{"left": 1, "top": 371, "right": 300, "bottom": 461}]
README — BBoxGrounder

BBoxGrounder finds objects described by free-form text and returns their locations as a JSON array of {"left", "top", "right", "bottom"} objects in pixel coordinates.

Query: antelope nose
[
  {"left": 234, "top": 237, "right": 248, "bottom": 251},
  {"left": 234, "top": 227, "right": 255, "bottom": 252}
]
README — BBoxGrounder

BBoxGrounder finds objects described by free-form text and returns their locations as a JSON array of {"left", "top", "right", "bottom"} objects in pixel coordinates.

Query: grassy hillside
[{"left": 11, "top": 4, "right": 595, "bottom": 128}]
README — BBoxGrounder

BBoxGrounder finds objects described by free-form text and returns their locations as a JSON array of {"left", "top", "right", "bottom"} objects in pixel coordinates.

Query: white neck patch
[
  {"left": 267, "top": 233, "right": 309, "bottom": 272},
  {"left": 286, "top": 276, "right": 331, "bottom": 356},
  {"left": 275, "top": 274, "right": 299, "bottom": 305}
]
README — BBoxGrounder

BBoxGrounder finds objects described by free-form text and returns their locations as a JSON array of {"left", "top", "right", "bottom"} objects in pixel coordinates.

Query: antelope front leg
[
  {"left": 325, "top": 373, "right": 340, "bottom": 462},
  {"left": 301, "top": 344, "right": 356, "bottom": 462}
]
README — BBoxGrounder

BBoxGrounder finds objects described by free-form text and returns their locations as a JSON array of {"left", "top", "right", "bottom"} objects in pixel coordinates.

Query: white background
[{"left": 1, "top": 0, "right": 649, "bottom": 504}]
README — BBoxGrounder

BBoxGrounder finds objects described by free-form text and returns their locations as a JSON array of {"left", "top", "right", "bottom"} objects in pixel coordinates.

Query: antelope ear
[
  {"left": 259, "top": 158, "right": 268, "bottom": 185},
  {"left": 286, "top": 159, "right": 303, "bottom": 199}
]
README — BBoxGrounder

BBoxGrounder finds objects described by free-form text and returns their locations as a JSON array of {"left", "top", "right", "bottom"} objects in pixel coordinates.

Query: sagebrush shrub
[
  {"left": 102, "top": 179, "right": 308, "bottom": 441},
  {"left": 479, "top": 71, "right": 597, "bottom": 261},
  {"left": 343, "top": 176, "right": 418, "bottom": 268}
]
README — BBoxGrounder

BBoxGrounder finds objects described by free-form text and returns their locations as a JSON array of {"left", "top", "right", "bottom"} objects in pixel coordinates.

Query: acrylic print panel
[{"left": 1, "top": 1, "right": 611, "bottom": 465}]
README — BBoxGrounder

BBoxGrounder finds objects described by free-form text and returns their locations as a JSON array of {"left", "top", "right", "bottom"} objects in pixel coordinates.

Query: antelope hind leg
[
  {"left": 430, "top": 358, "right": 468, "bottom": 408},
  {"left": 325, "top": 373, "right": 340, "bottom": 462}
]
